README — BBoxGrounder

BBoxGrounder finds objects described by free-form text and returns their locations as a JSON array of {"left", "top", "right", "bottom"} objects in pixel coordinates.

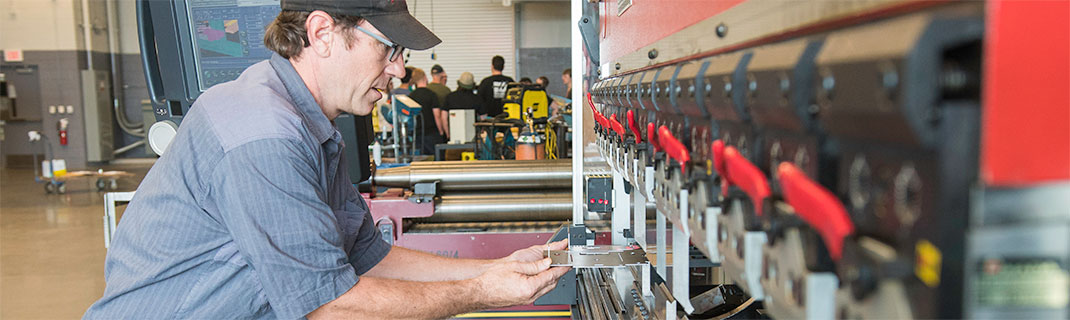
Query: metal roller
[
  {"left": 373, "top": 160, "right": 572, "bottom": 191},
  {"left": 407, "top": 159, "right": 571, "bottom": 167},
  {"left": 425, "top": 192, "right": 573, "bottom": 223},
  {"left": 419, "top": 192, "right": 659, "bottom": 223}
]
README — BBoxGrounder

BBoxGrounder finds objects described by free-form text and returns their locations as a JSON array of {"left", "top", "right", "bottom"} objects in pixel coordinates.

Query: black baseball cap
[
  {"left": 281, "top": 0, "right": 441, "bottom": 50},
  {"left": 431, "top": 64, "right": 444, "bottom": 74}
]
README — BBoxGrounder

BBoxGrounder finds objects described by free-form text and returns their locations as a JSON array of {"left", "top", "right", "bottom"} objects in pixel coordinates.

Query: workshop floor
[{"left": 0, "top": 162, "right": 152, "bottom": 319}]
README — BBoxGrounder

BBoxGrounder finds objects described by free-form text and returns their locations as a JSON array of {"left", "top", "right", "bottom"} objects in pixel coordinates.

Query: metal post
[
  {"left": 656, "top": 209, "right": 667, "bottom": 277},
  {"left": 612, "top": 171, "right": 630, "bottom": 245},
  {"left": 570, "top": 0, "right": 585, "bottom": 225}
]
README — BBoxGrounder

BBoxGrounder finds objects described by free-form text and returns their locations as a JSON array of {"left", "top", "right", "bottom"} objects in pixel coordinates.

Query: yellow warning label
[{"left": 916, "top": 240, "right": 942, "bottom": 288}]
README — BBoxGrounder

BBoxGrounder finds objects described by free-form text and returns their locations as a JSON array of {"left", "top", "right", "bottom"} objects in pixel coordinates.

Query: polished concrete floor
[{"left": 1, "top": 163, "right": 151, "bottom": 319}]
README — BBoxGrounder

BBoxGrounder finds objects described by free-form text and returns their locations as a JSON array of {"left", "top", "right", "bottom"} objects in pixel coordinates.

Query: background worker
[
  {"left": 445, "top": 71, "right": 483, "bottom": 134},
  {"left": 409, "top": 68, "right": 447, "bottom": 154},
  {"left": 477, "top": 55, "right": 514, "bottom": 117},
  {"left": 427, "top": 64, "right": 450, "bottom": 106}
]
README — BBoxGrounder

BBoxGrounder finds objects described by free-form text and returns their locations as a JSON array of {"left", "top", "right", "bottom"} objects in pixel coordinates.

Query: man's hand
[
  {"left": 475, "top": 258, "right": 571, "bottom": 309},
  {"left": 501, "top": 239, "right": 569, "bottom": 263}
]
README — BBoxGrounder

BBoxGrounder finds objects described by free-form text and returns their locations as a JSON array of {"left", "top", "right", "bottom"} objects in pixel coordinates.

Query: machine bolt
[
  {"left": 648, "top": 49, "right": 659, "bottom": 60},
  {"left": 582, "top": 17, "right": 589, "bottom": 24},
  {"left": 716, "top": 23, "right": 728, "bottom": 38},
  {"left": 616, "top": 63, "right": 622, "bottom": 70}
]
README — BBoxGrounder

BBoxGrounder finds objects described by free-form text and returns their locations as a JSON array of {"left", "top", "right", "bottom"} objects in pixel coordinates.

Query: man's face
[
  {"left": 435, "top": 72, "right": 448, "bottom": 84},
  {"left": 537, "top": 78, "right": 547, "bottom": 87},
  {"left": 324, "top": 21, "right": 404, "bottom": 116},
  {"left": 562, "top": 74, "right": 571, "bottom": 86}
]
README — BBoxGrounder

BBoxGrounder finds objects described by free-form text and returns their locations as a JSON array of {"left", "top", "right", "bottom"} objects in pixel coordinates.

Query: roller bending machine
[{"left": 572, "top": 0, "right": 1068, "bottom": 319}]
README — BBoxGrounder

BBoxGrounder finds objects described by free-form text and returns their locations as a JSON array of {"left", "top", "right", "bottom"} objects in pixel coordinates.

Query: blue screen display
[{"left": 188, "top": 0, "right": 281, "bottom": 91}]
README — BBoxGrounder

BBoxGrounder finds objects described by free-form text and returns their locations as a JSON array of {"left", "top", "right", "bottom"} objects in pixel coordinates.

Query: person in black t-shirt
[
  {"left": 477, "top": 55, "right": 514, "bottom": 118},
  {"left": 408, "top": 68, "right": 444, "bottom": 155},
  {"left": 445, "top": 72, "right": 482, "bottom": 135}
]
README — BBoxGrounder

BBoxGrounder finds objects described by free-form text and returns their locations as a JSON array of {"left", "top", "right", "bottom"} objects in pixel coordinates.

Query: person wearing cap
[
  {"left": 84, "top": 1, "right": 568, "bottom": 319},
  {"left": 444, "top": 71, "right": 483, "bottom": 131},
  {"left": 427, "top": 64, "right": 450, "bottom": 106}
]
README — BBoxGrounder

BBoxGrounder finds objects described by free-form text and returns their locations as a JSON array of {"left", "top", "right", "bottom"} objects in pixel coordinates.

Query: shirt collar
[{"left": 269, "top": 53, "right": 335, "bottom": 144}]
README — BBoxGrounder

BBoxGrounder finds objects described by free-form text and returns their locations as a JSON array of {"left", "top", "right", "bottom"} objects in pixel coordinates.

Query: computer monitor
[
  {"left": 139, "top": 0, "right": 373, "bottom": 182},
  {"left": 187, "top": 0, "right": 280, "bottom": 91}
]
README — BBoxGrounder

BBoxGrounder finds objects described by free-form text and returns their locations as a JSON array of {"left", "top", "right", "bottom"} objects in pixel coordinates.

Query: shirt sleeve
[{"left": 211, "top": 138, "right": 357, "bottom": 319}]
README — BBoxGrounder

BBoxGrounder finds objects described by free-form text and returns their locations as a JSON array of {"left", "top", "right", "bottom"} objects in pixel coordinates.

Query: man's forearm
[
  {"left": 364, "top": 246, "right": 495, "bottom": 281},
  {"left": 309, "top": 276, "right": 485, "bottom": 319}
]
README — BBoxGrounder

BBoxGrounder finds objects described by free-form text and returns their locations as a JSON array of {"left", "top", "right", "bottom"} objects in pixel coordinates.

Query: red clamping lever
[
  {"left": 657, "top": 125, "right": 690, "bottom": 175},
  {"left": 722, "top": 146, "right": 772, "bottom": 216},
  {"left": 587, "top": 92, "right": 605, "bottom": 129},
  {"left": 647, "top": 123, "right": 661, "bottom": 152},
  {"left": 777, "top": 162, "right": 855, "bottom": 261},
  {"left": 712, "top": 140, "right": 729, "bottom": 197},
  {"left": 609, "top": 114, "right": 626, "bottom": 140},
  {"left": 626, "top": 110, "right": 642, "bottom": 144},
  {"left": 712, "top": 140, "right": 727, "bottom": 178}
]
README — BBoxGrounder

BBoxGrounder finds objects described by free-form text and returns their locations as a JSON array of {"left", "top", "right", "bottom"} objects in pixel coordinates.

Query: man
[
  {"left": 445, "top": 71, "right": 482, "bottom": 135},
  {"left": 85, "top": 1, "right": 568, "bottom": 319},
  {"left": 409, "top": 68, "right": 446, "bottom": 154},
  {"left": 427, "top": 64, "right": 450, "bottom": 106},
  {"left": 561, "top": 68, "right": 572, "bottom": 99},
  {"left": 519, "top": 77, "right": 533, "bottom": 85},
  {"left": 536, "top": 76, "right": 550, "bottom": 89},
  {"left": 477, "top": 55, "right": 514, "bottom": 117}
]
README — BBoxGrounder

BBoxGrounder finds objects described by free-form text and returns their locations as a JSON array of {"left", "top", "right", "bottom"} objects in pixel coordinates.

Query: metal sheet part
[{"left": 549, "top": 245, "right": 649, "bottom": 268}]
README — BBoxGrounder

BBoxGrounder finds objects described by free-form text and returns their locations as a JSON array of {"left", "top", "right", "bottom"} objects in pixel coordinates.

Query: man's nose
[{"left": 386, "top": 57, "right": 405, "bottom": 78}]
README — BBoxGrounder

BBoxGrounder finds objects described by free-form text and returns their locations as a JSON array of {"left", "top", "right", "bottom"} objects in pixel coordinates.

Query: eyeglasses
[{"left": 356, "top": 26, "right": 405, "bottom": 62}]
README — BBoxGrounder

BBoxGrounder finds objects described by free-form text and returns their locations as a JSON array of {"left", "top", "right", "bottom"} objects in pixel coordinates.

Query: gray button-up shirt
[{"left": 85, "top": 54, "right": 391, "bottom": 319}]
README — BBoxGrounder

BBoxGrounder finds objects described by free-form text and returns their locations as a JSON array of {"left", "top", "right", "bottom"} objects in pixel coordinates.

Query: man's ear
[{"left": 304, "top": 10, "right": 335, "bottom": 58}]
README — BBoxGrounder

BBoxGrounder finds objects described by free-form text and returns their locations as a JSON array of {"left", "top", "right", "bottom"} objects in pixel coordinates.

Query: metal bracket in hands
[{"left": 534, "top": 224, "right": 590, "bottom": 306}]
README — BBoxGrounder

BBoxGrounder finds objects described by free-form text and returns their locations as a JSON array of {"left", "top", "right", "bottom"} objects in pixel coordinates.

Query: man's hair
[
  {"left": 562, "top": 68, "right": 571, "bottom": 76},
  {"left": 264, "top": 10, "right": 365, "bottom": 59},
  {"left": 491, "top": 55, "right": 505, "bottom": 71},
  {"left": 410, "top": 68, "right": 427, "bottom": 85},
  {"left": 537, "top": 76, "right": 550, "bottom": 86},
  {"left": 519, "top": 77, "right": 532, "bottom": 84}
]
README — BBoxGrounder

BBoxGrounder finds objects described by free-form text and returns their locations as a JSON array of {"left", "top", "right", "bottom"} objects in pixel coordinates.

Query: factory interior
[{"left": 0, "top": 0, "right": 1068, "bottom": 319}]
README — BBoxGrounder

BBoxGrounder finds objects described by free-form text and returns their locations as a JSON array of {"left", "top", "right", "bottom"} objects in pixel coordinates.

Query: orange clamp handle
[
  {"left": 627, "top": 110, "right": 643, "bottom": 144},
  {"left": 777, "top": 162, "right": 855, "bottom": 261},
  {"left": 647, "top": 122, "right": 661, "bottom": 152},
  {"left": 658, "top": 125, "right": 691, "bottom": 174},
  {"left": 723, "top": 146, "right": 771, "bottom": 216},
  {"left": 609, "top": 114, "right": 626, "bottom": 140}
]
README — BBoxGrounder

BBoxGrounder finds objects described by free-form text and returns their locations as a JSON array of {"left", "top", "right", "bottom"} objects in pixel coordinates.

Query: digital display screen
[{"left": 187, "top": 0, "right": 281, "bottom": 91}]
